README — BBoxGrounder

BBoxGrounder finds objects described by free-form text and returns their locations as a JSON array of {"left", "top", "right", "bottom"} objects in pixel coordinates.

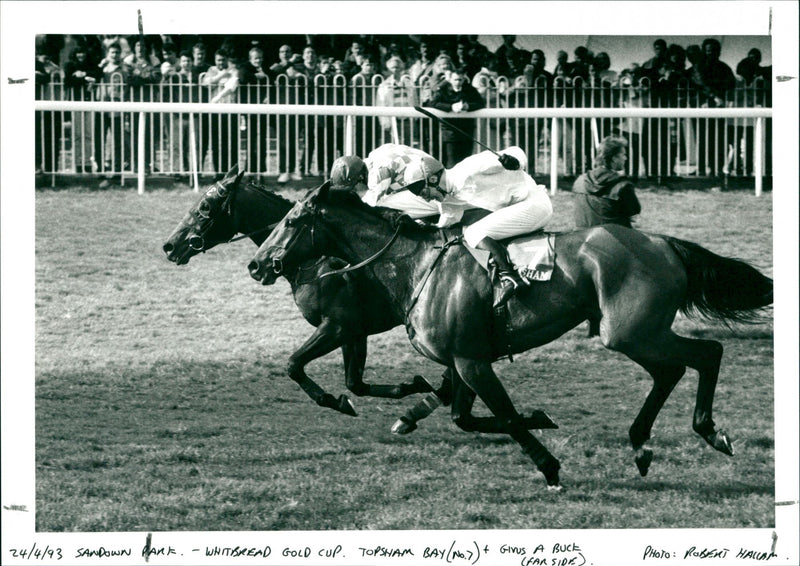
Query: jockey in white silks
[{"left": 329, "top": 144, "right": 552, "bottom": 308}]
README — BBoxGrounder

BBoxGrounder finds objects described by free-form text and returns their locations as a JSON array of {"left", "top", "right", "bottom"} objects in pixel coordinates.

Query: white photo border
[{"left": 2, "top": 2, "right": 797, "bottom": 565}]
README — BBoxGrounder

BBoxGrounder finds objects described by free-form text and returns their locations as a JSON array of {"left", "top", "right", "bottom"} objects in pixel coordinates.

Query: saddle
[{"left": 461, "top": 230, "right": 556, "bottom": 283}]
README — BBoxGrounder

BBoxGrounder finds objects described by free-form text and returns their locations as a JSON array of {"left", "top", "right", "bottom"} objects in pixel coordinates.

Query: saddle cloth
[{"left": 463, "top": 230, "right": 556, "bottom": 282}]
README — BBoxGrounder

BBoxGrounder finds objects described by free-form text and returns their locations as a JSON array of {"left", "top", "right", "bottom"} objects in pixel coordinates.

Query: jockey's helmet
[
  {"left": 330, "top": 156, "right": 368, "bottom": 191},
  {"left": 403, "top": 156, "right": 445, "bottom": 190}
]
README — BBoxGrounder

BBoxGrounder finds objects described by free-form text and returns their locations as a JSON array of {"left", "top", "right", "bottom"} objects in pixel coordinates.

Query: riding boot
[{"left": 475, "top": 237, "right": 526, "bottom": 309}]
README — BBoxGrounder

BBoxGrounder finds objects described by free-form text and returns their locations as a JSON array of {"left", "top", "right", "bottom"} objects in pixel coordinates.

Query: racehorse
[
  {"left": 247, "top": 183, "right": 773, "bottom": 489},
  {"left": 162, "top": 166, "right": 555, "bottom": 434}
]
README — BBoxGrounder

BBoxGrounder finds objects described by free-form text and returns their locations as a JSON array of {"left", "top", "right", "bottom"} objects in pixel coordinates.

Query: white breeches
[{"left": 462, "top": 189, "right": 553, "bottom": 247}]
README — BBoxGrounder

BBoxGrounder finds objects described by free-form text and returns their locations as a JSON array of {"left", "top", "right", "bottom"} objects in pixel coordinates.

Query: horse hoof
[
  {"left": 635, "top": 448, "right": 654, "bottom": 477},
  {"left": 547, "top": 484, "right": 563, "bottom": 493},
  {"left": 413, "top": 374, "right": 436, "bottom": 393},
  {"left": 527, "top": 410, "right": 559, "bottom": 430},
  {"left": 337, "top": 395, "right": 357, "bottom": 417},
  {"left": 391, "top": 417, "right": 417, "bottom": 435},
  {"left": 712, "top": 430, "right": 735, "bottom": 456}
]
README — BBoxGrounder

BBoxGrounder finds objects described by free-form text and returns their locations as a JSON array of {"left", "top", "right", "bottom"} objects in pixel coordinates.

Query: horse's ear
[{"left": 223, "top": 164, "right": 239, "bottom": 181}]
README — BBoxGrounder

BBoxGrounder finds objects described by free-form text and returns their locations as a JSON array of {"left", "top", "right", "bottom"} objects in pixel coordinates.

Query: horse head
[
  {"left": 248, "top": 182, "right": 410, "bottom": 286},
  {"left": 162, "top": 165, "right": 245, "bottom": 265},
  {"left": 248, "top": 182, "right": 336, "bottom": 285}
]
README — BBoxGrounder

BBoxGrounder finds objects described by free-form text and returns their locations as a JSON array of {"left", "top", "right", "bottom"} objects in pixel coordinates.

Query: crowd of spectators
[{"left": 35, "top": 34, "right": 772, "bottom": 183}]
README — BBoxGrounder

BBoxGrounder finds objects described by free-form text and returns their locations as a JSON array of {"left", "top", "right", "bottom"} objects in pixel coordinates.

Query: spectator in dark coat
[
  {"left": 494, "top": 35, "right": 529, "bottom": 80},
  {"left": 569, "top": 46, "right": 592, "bottom": 82},
  {"left": 736, "top": 48, "right": 770, "bottom": 85},
  {"left": 454, "top": 37, "right": 482, "bottom": 79},
  {"left": 641, "top": 38, "right": 668, "bottom": 83},
  {"left": 697, "top": 38, "right": 736, "bottom": 178},
  {"left": 572, "top": 135, "right": 641, "bottom": 229},
  {"left": 190, "top": 42, "right": 211, "bottom": 83},
  {"left": 239, "top": 46, "right": 270, "bottom": 173},
  {"left": 126, "top": 39, "right": 160, "bottom": 175},
  {"left": 97, "top": 42, "right": 130, "bottom": 186},
  {"left": 424, "top": 67, "right": 486, "bottom": 167},
  {"left": 698, "top": 38, "right": 736, "bottom": 107}
]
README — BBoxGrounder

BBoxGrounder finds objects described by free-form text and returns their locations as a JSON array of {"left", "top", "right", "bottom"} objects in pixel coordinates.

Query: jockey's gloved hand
[
  {"left": 394, "top": 214, "right": 419, "bottom": 230},
  {"left": 498, "top": 153, "right": 520, "bottom": 170}
]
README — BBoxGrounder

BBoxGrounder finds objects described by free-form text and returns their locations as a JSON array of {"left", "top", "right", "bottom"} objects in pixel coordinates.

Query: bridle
[{"left": 187, "top": 181, "right": 281, "bottom": 252}]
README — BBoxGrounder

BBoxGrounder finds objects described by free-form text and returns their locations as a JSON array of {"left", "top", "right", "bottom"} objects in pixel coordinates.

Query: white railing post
[
  {"left": 754, "top": 116, "right": 763, "bottom": 197},
  {"left": 188, "top": 113, "right": 199, "bottom": 192},
  {"left": 550, "top": 117, "right": 559, "bottom": 195},
  {"left": 345, "top": 115, "right": 355, "bottom": 156},
  {"left": 137, "top": 111, "right": 146, "bottom": 195}
]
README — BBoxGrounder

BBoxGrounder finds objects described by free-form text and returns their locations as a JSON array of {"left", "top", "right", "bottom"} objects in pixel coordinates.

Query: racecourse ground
[{"left": 33, "top": 181, "right": 774, "bottom": 531}]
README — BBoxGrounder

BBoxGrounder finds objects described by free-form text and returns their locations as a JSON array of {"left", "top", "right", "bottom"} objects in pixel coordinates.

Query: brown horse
[
  {"left": 247, "top": 183, "right": 773, "bottom": 489},
  {"left": 162, "top": 166, "right": 555, "bottom": 434}
]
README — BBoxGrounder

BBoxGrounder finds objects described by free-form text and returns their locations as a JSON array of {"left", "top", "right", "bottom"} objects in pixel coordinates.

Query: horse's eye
[
  {"left": 197, "top": 201, "right": 211, "bottom": 217},
  {"left": 217, "top": 185, "right": 228, "bottom": 196}
]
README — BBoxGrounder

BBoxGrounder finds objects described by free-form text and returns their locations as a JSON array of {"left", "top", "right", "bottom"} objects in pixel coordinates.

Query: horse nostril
[
  {"left": 163, "top": 242, "right": 174, "bottom": 254},
  {"left": 248, "top": 260, "right": 261, "bottom": 278}
]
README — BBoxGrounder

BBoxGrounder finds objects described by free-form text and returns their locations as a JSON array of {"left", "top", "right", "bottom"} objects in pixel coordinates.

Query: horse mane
[
  {"left": 242, "top": 180, "right": 295, "bottom": 207},
  {"left": 323, "top": 189, "right": 433, "bottom": 235}
]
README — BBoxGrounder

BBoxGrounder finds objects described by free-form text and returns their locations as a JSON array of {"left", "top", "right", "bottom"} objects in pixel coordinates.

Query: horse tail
[{"left": 662, "top": 235, "right": 773, "bottom": 325}]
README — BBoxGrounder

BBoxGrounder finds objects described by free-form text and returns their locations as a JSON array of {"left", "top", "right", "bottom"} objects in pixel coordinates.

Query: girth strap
[{"left": 405, "top": 231, "right": 462, "bottom": 323}]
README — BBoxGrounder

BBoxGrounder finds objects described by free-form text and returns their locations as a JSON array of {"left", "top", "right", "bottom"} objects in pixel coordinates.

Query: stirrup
[
  {"left": 499, "top": 273, "right": 522, "bottom": 289},
  {"left": 493, "top": 276, "right": 518, "bottom": 309}
]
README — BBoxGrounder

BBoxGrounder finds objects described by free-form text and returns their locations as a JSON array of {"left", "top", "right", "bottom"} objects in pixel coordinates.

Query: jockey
[
  {"left": 360, "top": 144, "right": 450, "bottom": 220},
  {"left": 441, "top": 146, "right": 553, "bottom": 307},
  {"left": 395, "top": 145, "right": 552, "bottom": 308},
  {"left": 334, "top": 144, "right": 553, "bottom": 308}
]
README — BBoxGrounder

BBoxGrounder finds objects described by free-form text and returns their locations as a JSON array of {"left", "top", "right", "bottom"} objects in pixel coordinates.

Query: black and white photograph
[{"left": 2, "top": 1, "right": 798, "bottom": 564}]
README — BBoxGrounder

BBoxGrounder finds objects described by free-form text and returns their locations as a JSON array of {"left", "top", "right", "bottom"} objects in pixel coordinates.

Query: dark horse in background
[
  {"left": 248, "top": 183, "right": 773, "bottom": 490},
  {"left": 162, "top": 166, "right": 555, "bottom": 434}
]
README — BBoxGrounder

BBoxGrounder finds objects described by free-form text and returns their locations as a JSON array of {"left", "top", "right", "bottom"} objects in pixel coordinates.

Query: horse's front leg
[
  {"left": 627, "top": 360, "right": 687, "bottom": 476},
  {"left": 342, "top": 337, "right": 435, "bottom": 399},
  {"left": 453, "top": 356, "right": 561, "bottom": 490},
  {"left": 451, "top": 378, "right": 558, "bottom": 433},
  {"left": 391, "top": 368, "right": 558, "bottom": 434},
  {"left": 288, "top": 320, "right": 356, "bottom": 416},
  {"left": 391, "top": 369, "right": 455, "bottom": 434}
]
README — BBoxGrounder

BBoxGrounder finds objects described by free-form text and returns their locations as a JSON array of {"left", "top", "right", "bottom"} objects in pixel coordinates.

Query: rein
[
  {"left": 314, "top": 223, "right": 403, "bottom": 281},
  {"left": 225, "top": 221, "right": 280, "bottom": 244}
]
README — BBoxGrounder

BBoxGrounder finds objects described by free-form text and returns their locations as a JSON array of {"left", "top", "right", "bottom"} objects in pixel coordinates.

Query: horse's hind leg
[
  {"left": 453, "top": 357, "right": 561, "bottom": 489},
  {"left": 342, "top": 337, "right": 434, "bottom": 399},
  {"left": 623, "top": 332, "right": 730, "bottom": 476}
]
